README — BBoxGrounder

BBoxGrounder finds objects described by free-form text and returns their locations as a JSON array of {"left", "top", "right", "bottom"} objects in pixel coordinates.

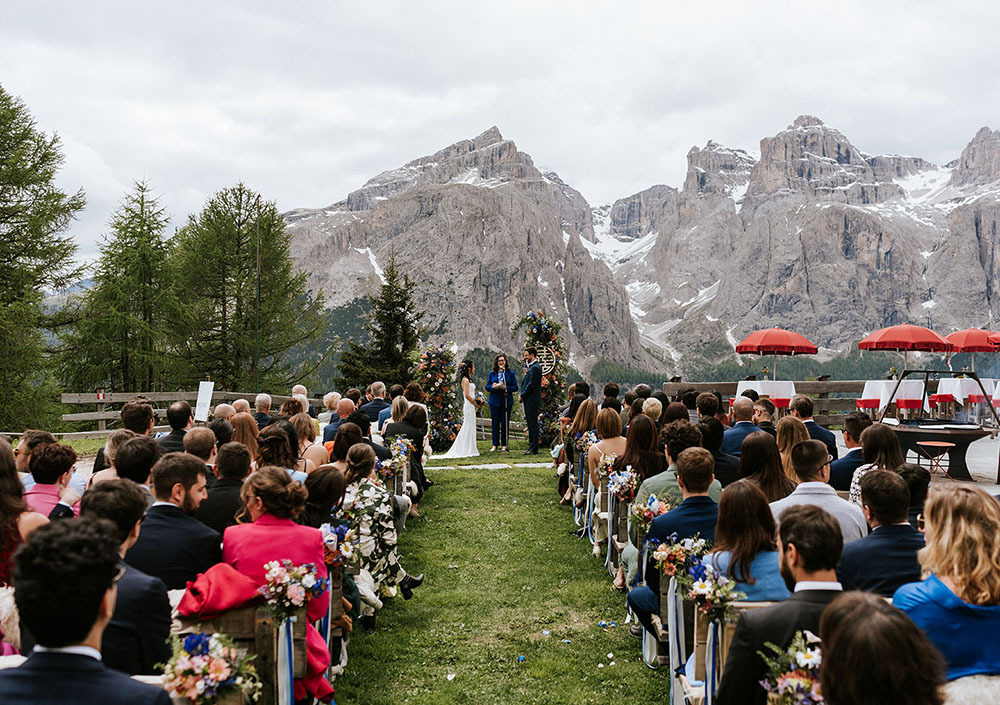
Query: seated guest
[
  {"left": 329, "top": 423, "right": 364, "bottom": 473},
  {"left": 821, "top": 591, "right": 945, "bottom": 705},
  {"left": 87, "top": 429, "right": 137, "bottom": 488},
  {"left": 770, "top": 440, "right": 867, "bottom": 543},
  {"left": 222, "top": 467, "right": 333, "bottom": 703},
  {"left": 278, "top": 397, "right": 304, "bottom": 417},
  {"left": 212, "top": 403, "right": 235, "bottom": 422},
  {"left": 114, "top": 436, "right": 161, "bottom": 507},
  {"left": 0, "top": 437, "right": 48, "bottom": 588},
  {"left": 92, "top": 399, "right": 156, "bottom": 475},
  {"left": 258, "top": 425, "right": 309, "bottom": 482},
  {"left": 716, "top": 505, "right": 844, "bottom": 705},
  {"left": 706, "top": 481, "right": 790, "bottom": 601},
  {"left": 207, "top": 418, "right": 233, "bottom": 450},
  {"left": 292, "top": 412, "right": 329, "bottom": 469},
  {"left": 776, "top": 415, "right": 809, "bottom": 484},
  {"left": 230, "top": 411, "right": 259, "bottom": 461},
  {"left": 679, "top": 387, "right": 699, "bottom": 424},
  {"left": 634, "top": 421, "right": 721, "bottom": 508},
  {"left": 849, "top": 422, "right": 905, "bottom": 504},
  {"left": 893, "top": 484, "right": 1000, "bottom": 680},
  {"left": 713, "top": 390, "right": 731, "bottom": 427},
  {"left": 564, "top": 399, "right": 598, "bottom": 502},
  {"left": 628, "top": 447, "right": 718, "bottom": 637},
  {"left": 124, "top": 453, "right": 219, "bottom": 590},
  {"left": 697, "top": 417, "right": 739, "bottom": 487},
  {"left": 383, "top": 403, "right": 429, "bottom": 501},
  {"left": 751, "top": 398, "right": 776, "bottom": 437},
  {"left": 232, "top": 398, "right": 251, "bottom": 415},
  {"left": 25, "top": 442, "right": 80, "bottom": 517},
  {"left": 267, "top": 417, "right": 314, "bottom": 475},
  {"left": 838, "top": 470, "right": 923, "bottom": 596},
  {"left": 194, "top": 442, "right": 251, "bottom": 534},
  {"left": 789, "top": 394, "right": 838, "bottom": 460},
  {"left": 253, "top": 393, "right": 272, "bottom": 430},
  {"left": 587, "top": 408, "right": 627, "bottom": 555},
  {"left": 695, "top": 391, "right": 719, "bottom": 420},
  {"left": 361, "top": 381, "right": 390, "bottom": 422},
  {"left": 602, "top": 382, "right": 622, "bottom": 414},
  {"left": 0, "top": 519, "right": 171, "bottom": 704},
  {"left": 898, "top": 463, "right": 931, "bottom": 529},
  {"left": 291, "top": 384, "right": 316, "bottom": 418},
  {"left": 377, "top": 385, "right": 405, "bottom": 434},
  {"left": 318, "top": 391, "right": 341, "bottom": 427},
  {"left": 182, "top": 427, "right": 218, "bottom": 488},
  {"left": 156, "top": 401, "right": 193, "bottom": 454},
  {"left": 620, "top": 390, "right": 637, "bottom": 428},
  {"left": 80, "top": 480, "right": 171, "bottom": 675},
  {"left": 661, "top": 401, "right": 690, "bottom": 426},
  {"left": 322, "top": 398, "right": 356, "bottom": 443},
  {"left": 344, "top": 388, "right": 363, "bottom": 406},
  {"left": 738, "top": 431, "right": 796, "bottom": 502},
  {"left": 829, "top": 411, "right": 871, "bottom": 491},
  {"left": 721, "top": 397, "right": 759, "bottom": 456},
  {"left": 641, "top": 397, "right": 662, "bottom": 426},
  {"left": 634, "top": 383, "right": 652, "bottom": 400},
  {"left": 17, "top": 430, "right": 84, "bottom": 494},
  {"left": 740, "top": 388, "right": 759, "bottom": 402},
  {"left": 347, "top": 410, "right": 391, "bottom": 462}
]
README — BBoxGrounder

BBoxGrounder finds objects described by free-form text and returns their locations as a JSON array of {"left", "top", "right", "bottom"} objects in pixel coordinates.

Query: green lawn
[
  {"left": 333, "top": 441, "right": 667, "bottom": 704},
  {"left": 425, "top": 438, "right": 545, "bottom": 467}
]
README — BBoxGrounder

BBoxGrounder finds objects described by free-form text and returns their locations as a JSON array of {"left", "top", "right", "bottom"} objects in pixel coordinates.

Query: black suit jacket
[
  {"left": 155, "top": 429, "right": 187, "bottom": 454},
  {"left": 712, "top": 451, "right": 741, "bottom": 487},
  {"left": 364, "top": 437, "right": 392, "bottom": 461},
  {"left": 756, "top": 420, "right": 777, "bottom": 438},
  {"left": 829, "top": 447, "right": 864, "bottom": 491},
  {"left": 194, "top": 478, "right": 245, "bottom": 535},
  {"left": 837, "top": 524, "right": 924, "bottom": 596},
  {"left": 124, "top": 504, "right": 221, "bottom": 590},
  {"left": 717, "top": 590, "right": 841, "bottom": 705},
  {"left": 361, "top": 398, "right": 390, "bottom": 422},
  {"left": 0, "top": 652, "right": 171, "bottom": 704},
  {"left": 103, "top": 562, "right": 172, "bottom": 675},
  {"left": 804, "top": 420, "right": 838, "bottom": 460}
]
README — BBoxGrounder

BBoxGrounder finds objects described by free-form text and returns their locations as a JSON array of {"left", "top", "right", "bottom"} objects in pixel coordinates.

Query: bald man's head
[
  {"left": 732, "top": 396, "right": 754, "bottom": 421},
  {"left": 336, "top": 398, "right": 356, "bottom": 419}
]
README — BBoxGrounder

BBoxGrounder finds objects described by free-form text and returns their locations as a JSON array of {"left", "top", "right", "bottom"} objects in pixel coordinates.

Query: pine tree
[
  {"left": 171, "top": 183, "right": 323, "bottom": 391},
  {"left": 60, "top": 181, "right": 180, "bottom": 391},
  {"left": 0, "top": 84, "right": 84, "bottom": 430},
  {"left": 336, "top": 253, "right": 424, "bottom": 389}
]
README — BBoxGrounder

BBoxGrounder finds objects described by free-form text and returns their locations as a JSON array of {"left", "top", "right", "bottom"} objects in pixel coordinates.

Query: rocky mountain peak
[
  {"left": 473, "top": 126, "right": 504, "bottom": 148},
  {"left": 792, "top": 114, "right": 825, "bottom": 129},
  {"left": 683, "top": 140, "right": 756, "bottom": 196},
  {"left": 950, "top": 126, "right": 1000, "bottom": 186}
]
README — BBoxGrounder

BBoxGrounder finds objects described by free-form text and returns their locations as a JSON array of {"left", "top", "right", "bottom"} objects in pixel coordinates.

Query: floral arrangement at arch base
[
  {"left": 415, "top": 343, "right": 461, "bottom": 452},
  {"left": 511, "top": 309, "right": 568, "bottom": 447},
  {"left": 758, "top": 630, "right": 824, "bottom": 704},
  {"left": 161, "top": 632, "right": 261, "bottom": 704}
]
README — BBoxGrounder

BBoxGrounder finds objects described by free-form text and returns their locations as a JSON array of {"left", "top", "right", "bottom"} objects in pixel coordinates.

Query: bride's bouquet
[{"left": 474, "top": 391, "right": 486, "bottom": 409}]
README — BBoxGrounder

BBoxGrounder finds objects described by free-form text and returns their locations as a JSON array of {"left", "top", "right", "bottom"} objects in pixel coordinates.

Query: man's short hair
[
  {"left": 696, "top": 392, "right": 719, "bottom": 417},
  {"left": 859, "top": 470, "right": 910, "bottom": 525},
  {"left": 166, "top": 401, "right": 193, "bottom": 431},
  {"left": 208, "top": 418, "right": 233, "bottom": 446},
  {"left": 778, "top": 504, "right": 843, "bottom": 572},
  {"left": 754, "top": 398, "right": 776, "bottom": 417},
  {"left": 679, "top": 387, "right": 698, "bottom": 410},
  {"left": 575, "top": 381, "right": 591, "bottom": 398},
  {"left": 676, "top": 447, "right": 714, "bottom": 493},
  {"left": 526, "top": 346, "right": 537, "bottom": 357},
  {"left": 371, "top": 381, "right": 386, "bottom": 397},
  {"left": 345, "top": 388, "right": 362, "bottom": 405},
  {"left": 80, "top": 479, "right": 148, "bottom": 544},
  {"left": 346, "top": 409, "right": 372, "bottom": 436},
  {"left": 388, "top": 384, "right": 405, "bottom": 399},
  {"left": 120, "top": 401, "right": 154, "bottom": 434},
  {"left": 29, "top": 442, "right": 76, "bottom": 484},
  {"left": 634, "top": 384, "right": 652, "bottom": 399},
  {"left": 740, "top": 388, "right": 760, "bottom": 402},
  {"left": 150, "top": 452, "right": 206, "bottom": 500},
  {"left": 216, "top": 442, "right": 252, "bottom": 480},
  {"left": 603, "top": 382, "right": 620, "bottom": 399},
  {"left": 623, "top": 391, "right": 638, "bottom": 406},
  {"left": 13, "top": 518, "right": 121, "bottom": 647},
  {"left": 115, "top": 435, "right": 161, "bottom": 485},
  {"left": 790, "top": 439, "right": 830, "bottom": 481},
  {"left": 790, "top": 394, "right": 814, "bottom": 418},
  {"left": 696, "top": 417, "right": 724, "bottom": 453},
  {"left": 661, "top": 420, "right": 702, "bottom": 462},
  {"left": 843, "top": 411, "right": 873, "bottom": 443},
  {"left": 183, "top": 427, "right": 217, "bottom": 461},
  {"left": 254, "top": 393, "right": 272, "bottom": 412},
  {"left": 897, "top": 463, "right": 930, "bottom": 507},
  {"left": 21, "top": 429, "right": 57, "bottom": 452},
  {"left": 601, "top": 397, "right": 622, "bottom": 413}
]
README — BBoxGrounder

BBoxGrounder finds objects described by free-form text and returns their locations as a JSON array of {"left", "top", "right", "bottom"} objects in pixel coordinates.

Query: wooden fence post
[{"left": 96, "top": 388, "right": 106, "bottom": 432}]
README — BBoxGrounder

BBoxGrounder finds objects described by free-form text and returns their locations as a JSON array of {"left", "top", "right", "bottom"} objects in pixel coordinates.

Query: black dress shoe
[
  {"left": 399, "top": 573, "right": 424, "bottom": 600},
  {"left": 361, "top": 614, "right": 376, "bottom": 632}
]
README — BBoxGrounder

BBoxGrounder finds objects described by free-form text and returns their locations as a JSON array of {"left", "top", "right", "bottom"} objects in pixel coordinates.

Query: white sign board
[{"left": 194, "top": 381, "right": 215, "bottom": 422}]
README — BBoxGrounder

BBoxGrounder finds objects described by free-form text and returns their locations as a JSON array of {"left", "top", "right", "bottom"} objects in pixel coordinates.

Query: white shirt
[
  {"left": 151, "top": 501, "right": 176, "bottom": 509},
  {"left": 34, "top": 644, "right": 102, "bottom": 661},
  {"left": 794, "top": 581, "right": 842, "bottom": 592}
]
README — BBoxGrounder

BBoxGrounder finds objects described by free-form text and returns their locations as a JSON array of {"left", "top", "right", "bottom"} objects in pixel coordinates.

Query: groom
[{"left": 520, "top": 347, "right": 542, "bottom": 455}]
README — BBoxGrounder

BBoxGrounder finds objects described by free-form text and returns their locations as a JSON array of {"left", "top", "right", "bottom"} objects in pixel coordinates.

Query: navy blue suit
[
  {"left": 829, "top": 447, "right": 864, "bottom": 491},
  {"left": 361, "top": 398, "right": 390, "bottom": 423},
  {"left": 323, "top": 415, "right": 346, "bottom": 443},
  {"left": 627, "top": 495, "right": 718, "bottom": 633},
  {"left": 253, "top": 411, "right": 270, "bottom": 430},
  {"left": 520, "top": 361, "right": 542, "bottom": 452},
  {"left": 487, "top": 370, "right": 519, "bottom": 447},
  {"left": 804, "top": 419, "right": 839, "bottom": 460},
  {"left": 0, "top": 652, "right": 171, "bottom": 704},
  {"left": 712, "top": 450, "right": 741, "bottom": 487},
  {"left": 838, "top": 523, "right": 924, "bottom": 596},
  {"left": 103, "top": 562, "right": 172, "bottom": 675},
  {"left": 125, "top": 504, "right": 221, "bottom": 590},
  {"left": 721, "top": 421, "right": 760, "bottom": 456}
]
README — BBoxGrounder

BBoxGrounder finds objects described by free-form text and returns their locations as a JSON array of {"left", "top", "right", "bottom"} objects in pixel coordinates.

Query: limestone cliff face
[{"left": 285, "top": 128, "right": 650, "bottom": 371}]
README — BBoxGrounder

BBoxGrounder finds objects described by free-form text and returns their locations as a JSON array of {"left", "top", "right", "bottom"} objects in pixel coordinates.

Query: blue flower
[
  {"left": 688, "top": 562, "right": 708, "bottom": 581},
  {"left": 183, "top": 632, "right": 211, "bottom": 656}
]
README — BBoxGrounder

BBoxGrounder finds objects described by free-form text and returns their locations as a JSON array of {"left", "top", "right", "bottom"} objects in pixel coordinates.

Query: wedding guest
[
  {"left": 194, "top": 442, "right": 251, "bottom": 534},
  {"left": 620, "top": 390, "right": 637, "bottom": 428},
  {"left": 87, "top": 429, "right": 137, "bottom": 488},
  {"left": 376, "top": 385, "right": 403, "bottom": 434},
  {"left": 319, "top": 391, "right": 341, "bottom": 427},
  {"left": 291, "top": 384, "right": 316, "bottom": 418},
  {"left": 706, "top": 481, "right": 790, "bottom": 601},
  {"left": 80, "top": 479, "right": 171, "bottom": 675},
  {"left": 696, "top": 392, "right": 719, "bottom": 420},
  {"left": 662, "top": 402, "right": 690, "bottom": 426},
  {"left": 0, "top": 437, "right": 47, "bottom": 587},
  {"left": 270, "top": 415, "right": 314, "bottom": 472},
  {"left": 602, "top": 382, "right": 621, "bottom": 414},
  {"left": 751, "top": 398, "right": 777, "bottom": 437},
  {"left": 212, "top": 403, "right": 235, "bottom": 422},
  {"left": 231, "top": 412, "right": 259, "bottom": 460},
  {"left": 124, "top": 453, "right": 218, "bottom": 590},
  {"left": 820, "top": 591, "right": 944, "bottom": 705},
  {"left": 278, "top": 397, "right": 304, "bottom": 417},
  {"left": 713, "top": 390, "right": 730, "bottom": 427},
  {"left": 641, "top": 397, "right": 662, "bottom": 426},
  {"left": 222, "top": 467, "right": 334, "bottom": 703},
  {"left": 635, "top": 421, "right": 721, "bottom": 507},
  {"left": 849, "top": 422, "right": 905, "bottom": 504},
  {"left": 628, "top": 398, "right": 644, "bottom": 425},
  {"left": 564, "top": 399, "right": 598, "bottom": 503},
  {"left": 25, "top": 442, "right": 79, "bottom": 517},
  {"left": 16, "top": 430, "right": 85, "bottom": 494},
  {"left": 253, "top": 393, "right": 272, "bottom": 430},
  {"left": 775, "top": 415, "right": 809, "bottom": 484},
  {"left": 893, "top": 484, "right": 1000, "bottom": 680},
  {"left": 770, "top": 440, "right": 867, "bottom": 543},
  {"left": 208, "top": 418, "right": 233, "bottom": 450},
  {"left": 898, "top": 463, "right": 931, "bottom": 529},
  {"left": 634, "top": 384, "right": 652, "bottom": 400},
  {"left": 346, "top": 410, "right": 391, "bottom": 462},
  {"left": 738, "top": 431, "right": 796, "bottom": 502},
  {"left": 837, "top": 470, "right": 923, "bottom": 596},
  {"left": 679, "top": 387, "right": 699, "bottom": 423},
  {"left": 322, "top": 398, "right": 356, "bottom": 443},
  {"left": 384, "top": 404, "right": 430, "bottom": 506},
  {"left": 697, "top": 417, "right": 739, "bottom": 487},
  {"left": 156, "top": 401, "right": 193, "bottom": 454},
  {"left": 829, "top": 411, "right": 872, "bottom": 491},
  {"left": 292, "top": 412, "right": 329, "bottom": 468},
  {"left": 0, "top": 519, "right": 171, "bottom": 704},
  {"left": 789, "top": 394, "right": 838, "bottom": 460},
  {"left": 361, "top": 381, "right": 390, "bottom": 422},
  {"left": 587, "top": 408, "right": 627, "bottom": 556},
  {"left": 628, "top": 447, "right": 718, "bottom": 637},
  {"left": 258, "top": 425, "right": 308, "bottom": 482},
  {"left": 721, "top": 397, "right": 758, "bottom": 456},
  {"left": 183, "top": 427, "right": 218, "bottom": 488},
  {"left": 345, "top": 388, "right": 363, "bottom": 406},
  {"left": 716, "top": 504, "right": 844, "bottom": 705},
  {"left": 114, "top": 436, "right": 161, "bottom": 507},
  {"left": 232, "top": 398, "right": 251, "bottom": 415},
  {"left": 91, "top": 398, "right": 155, "bottom": 475}
]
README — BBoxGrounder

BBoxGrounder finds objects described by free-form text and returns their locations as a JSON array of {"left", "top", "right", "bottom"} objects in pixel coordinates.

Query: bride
[{"left": 439, "top": 360, "right": 481, "bottom": 458}]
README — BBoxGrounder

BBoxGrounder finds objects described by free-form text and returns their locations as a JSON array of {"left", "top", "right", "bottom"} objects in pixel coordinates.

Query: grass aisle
[{"left": 333, "top": 441, "right": 667, "bottom": 704}]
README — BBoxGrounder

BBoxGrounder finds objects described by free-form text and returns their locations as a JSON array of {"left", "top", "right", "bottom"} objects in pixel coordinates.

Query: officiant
[{"left": 487, "top": 354, "right": 519, "bottom": 451}]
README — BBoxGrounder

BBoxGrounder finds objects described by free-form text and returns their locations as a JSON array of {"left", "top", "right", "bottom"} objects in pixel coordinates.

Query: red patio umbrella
[
  {"left": 858, "top": 323, "right": 953, "bottom": 368},
  {"left": 735, "top": 328, "right": 818, "bottom": 380},
  {"left": 945, "top": 329, "right": 998, "bottom": 371}
]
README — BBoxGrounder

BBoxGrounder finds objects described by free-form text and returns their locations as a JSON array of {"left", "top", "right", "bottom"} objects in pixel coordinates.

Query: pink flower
[
  {"left": 208, "top": 657, "right": 231, "bottom": 681},
  {"left": 287, "top": 584, "right": 306, "bottom": 605}
]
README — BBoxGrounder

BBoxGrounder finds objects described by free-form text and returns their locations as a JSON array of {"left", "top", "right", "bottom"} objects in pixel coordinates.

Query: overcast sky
[{"left": 4, "top": 1, "right": 999, "bottom": 262}]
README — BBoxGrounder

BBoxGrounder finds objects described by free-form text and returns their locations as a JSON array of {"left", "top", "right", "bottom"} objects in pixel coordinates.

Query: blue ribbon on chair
[
  {"left": 605, "top": 494, "right": 615, "bottom": 574},
  {"left": 667, "top": 578, "right": 686, "bottom": 705},
  {"left": 705, "top": 620, "right": 720, "bottom": 705}
]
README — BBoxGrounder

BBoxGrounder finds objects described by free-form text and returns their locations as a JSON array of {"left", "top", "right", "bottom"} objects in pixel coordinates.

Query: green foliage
[
  {"left": 171, "top": 183, "right": 323, "bottom": 391},
  {"left": 60, "top": 181, "right": 181, "bottom": 392},
  {"left": 0, "top": 84, "right": 84, "bottom": 430},
  {"left": 282, "top": 298, "right": 370, "bottom": 393},
  {"left": 589, "top": 358, "right": 666, "bottom": 387},
  {"left": 336, "top": 252, "right": 424, "bottom": 389},
  {"left": 683, "top": 349, "right": 945, "bottom": 383},
  {"left": 512, "top": 310, "right": 567, "bottom": 446}
]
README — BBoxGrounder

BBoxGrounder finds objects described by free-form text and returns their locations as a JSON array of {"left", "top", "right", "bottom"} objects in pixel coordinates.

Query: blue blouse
[
  {"left": 704, "top": 550, "right": 790, "bottom": 602},
  {"left": 894, "top": 574, "right": 1000, "bottom": 680}
]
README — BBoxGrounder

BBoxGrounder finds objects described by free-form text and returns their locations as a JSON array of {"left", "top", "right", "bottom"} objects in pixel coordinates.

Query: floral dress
[{"left": 339, "top": 479, "right": 406, "bottom": 588}]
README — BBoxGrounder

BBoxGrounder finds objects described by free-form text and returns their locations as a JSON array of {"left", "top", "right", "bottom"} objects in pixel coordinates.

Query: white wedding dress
[{"left": 439, "top": 383, "right": 479, "bottom": 458}]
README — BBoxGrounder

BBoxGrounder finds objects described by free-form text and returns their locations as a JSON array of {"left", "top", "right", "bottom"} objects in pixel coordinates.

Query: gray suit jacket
[{"left": 769, "top": 482, "right": 868, "bottom": 543}]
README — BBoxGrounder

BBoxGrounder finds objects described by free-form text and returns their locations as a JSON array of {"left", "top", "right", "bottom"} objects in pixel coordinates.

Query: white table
[
  {"left": 735, "top": 380, "right": 797, "bottom": 407},
  {"left": 938, "top": 378, "right": 995, "bottom": 406},
  {"left": 858, "top": 379, "right": 929, "bottom": 412}
]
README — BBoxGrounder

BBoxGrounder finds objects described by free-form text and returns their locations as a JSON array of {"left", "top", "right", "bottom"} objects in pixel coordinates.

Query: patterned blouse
[{"left": 339, "top": 479, "right": 406, "bottom": 588}]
